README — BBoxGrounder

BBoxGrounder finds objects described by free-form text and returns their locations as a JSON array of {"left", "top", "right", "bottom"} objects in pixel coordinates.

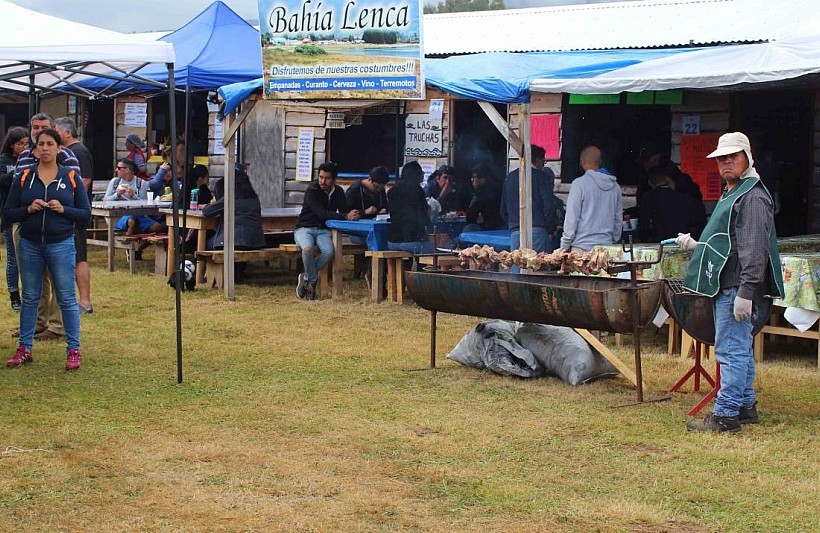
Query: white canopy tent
[
  {"left": 0, "top": 0, "right": 175, "bottom": 97},
  {"left": 0, "top": 0, "right": 191, "bottom": 382},
  {"left": 529, "top": 31, "right": 820, "bottom": 94}
]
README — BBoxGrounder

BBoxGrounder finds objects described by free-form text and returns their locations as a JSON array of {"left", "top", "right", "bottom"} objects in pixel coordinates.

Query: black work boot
[
  {"left": 738, "top": 402, "right": 759, "bottom": 424},
  {"left": 686, "top": 414, "right": 741, "bottom": 433}
]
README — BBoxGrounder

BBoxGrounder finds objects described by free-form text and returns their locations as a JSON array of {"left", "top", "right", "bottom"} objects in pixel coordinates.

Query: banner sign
[
  {"left": 404, "top": 113, "right": 442, "bottom": 157},
  {"left": 258, "top": 0, "right": 424, "bottom": 100}
]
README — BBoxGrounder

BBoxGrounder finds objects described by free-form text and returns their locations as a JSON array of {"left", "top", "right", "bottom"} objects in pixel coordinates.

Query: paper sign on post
[{"left": 296, "top": 128, "right": 314, "bottom": 182}]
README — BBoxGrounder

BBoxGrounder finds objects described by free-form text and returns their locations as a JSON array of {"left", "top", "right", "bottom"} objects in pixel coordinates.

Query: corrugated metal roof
[{"left": 423, "top": 0, "right": 820, "bottom": 55}]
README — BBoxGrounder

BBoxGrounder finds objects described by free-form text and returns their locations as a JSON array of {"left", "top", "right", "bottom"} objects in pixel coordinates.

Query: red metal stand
[
  {"left": 669, "top": 340, "right": 715, "bottom": 393},
  {"left": 687, "top": 361, "right": 721, "bottom": 417}
]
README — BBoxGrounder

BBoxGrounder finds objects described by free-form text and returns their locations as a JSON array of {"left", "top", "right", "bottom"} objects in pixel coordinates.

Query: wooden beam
[
  {"left": 575, "top": 328, "right": 648, "bottom": 391},
  {"left": 478, "top": 101, "right": 523, "bottom": 155},
  {"left": 223, "top": 98, "right": 256, "bottom": 146}
]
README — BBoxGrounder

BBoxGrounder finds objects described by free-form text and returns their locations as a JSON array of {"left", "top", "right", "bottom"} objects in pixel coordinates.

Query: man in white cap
[{"left": 676, "top": 132, "right": 783, "bottom": 432}]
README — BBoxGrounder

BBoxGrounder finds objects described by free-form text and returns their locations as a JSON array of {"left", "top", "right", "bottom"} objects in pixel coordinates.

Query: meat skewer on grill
[{"left": 458, "top": 245, "right": 610, "bottom": 275}]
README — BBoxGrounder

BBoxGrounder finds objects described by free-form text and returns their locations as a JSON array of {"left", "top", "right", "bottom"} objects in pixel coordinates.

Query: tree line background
[{"left": 424, "top": 0, "right": 506, "bottom": 14}]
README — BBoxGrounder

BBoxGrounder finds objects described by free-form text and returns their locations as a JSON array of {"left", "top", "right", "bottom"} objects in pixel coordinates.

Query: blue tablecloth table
[{"left": 458, "top": 229, "right": 512, "bottom": 251}]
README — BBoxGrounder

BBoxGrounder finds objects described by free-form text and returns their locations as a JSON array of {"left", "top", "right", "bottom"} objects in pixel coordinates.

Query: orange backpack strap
[
  {"left": 67, "top": 170, "right": 76, "bottom": 189},
  {"left": 19, "top": 167, "right": 30, "bottom": 187}
]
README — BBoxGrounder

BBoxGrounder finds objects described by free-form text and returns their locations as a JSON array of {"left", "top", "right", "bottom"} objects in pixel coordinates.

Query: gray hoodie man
[{"left": 560, "top": 146, "right": 622, "bottom": 251}]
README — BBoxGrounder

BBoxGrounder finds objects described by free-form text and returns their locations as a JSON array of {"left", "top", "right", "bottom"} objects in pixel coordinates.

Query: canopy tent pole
[
  {"left": 167, "top": 63, "right": 183, "bottom": 384},
  {"left": 28, "top": 69, "right": 36, "bottom": 116},
  {"left": 180, "top": 82, "right": 192, "bottom": 269}
]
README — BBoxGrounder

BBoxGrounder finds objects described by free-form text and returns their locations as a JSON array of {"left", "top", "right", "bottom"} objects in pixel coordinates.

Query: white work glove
[
  {"left": 675, "top": 233, "right": 697, "bottom": 251},
  {"left": 734, "top": 296, "right": 753, "bottom": 322}
]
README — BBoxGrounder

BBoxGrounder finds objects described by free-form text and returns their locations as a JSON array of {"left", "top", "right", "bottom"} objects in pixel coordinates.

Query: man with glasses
[{"left": 677, "top": 132, "right": 783, "bottom": 432}]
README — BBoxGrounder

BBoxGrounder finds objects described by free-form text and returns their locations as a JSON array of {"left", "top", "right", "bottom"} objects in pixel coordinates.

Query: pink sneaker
[
  {"left": 7, "top": 345, "right": 33, "bottom": 367},
  {"left": 66, "top": 348, "right": 81, "bottom": 371}
]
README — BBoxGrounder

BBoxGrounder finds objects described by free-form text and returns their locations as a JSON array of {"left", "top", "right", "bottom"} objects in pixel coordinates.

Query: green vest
[{"left": 683, "top": 176, "right": 784, "bottom": 298}]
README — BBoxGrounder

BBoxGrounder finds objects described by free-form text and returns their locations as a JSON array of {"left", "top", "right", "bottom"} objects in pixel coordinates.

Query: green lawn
[{"left": 1, "top": 248, "right": 818, "bottom": 532}]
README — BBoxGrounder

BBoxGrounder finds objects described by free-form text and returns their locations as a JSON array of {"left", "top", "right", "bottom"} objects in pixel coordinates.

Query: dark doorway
[
  {"left": 452, "top": 100, "right": 507, "bottom": 182},
  {"left": 0, "top": 102, "right": 30, "bottom": 135},
  {"left": 329, "top": 111, "right": 402, "bottom": 178},
  {"left": 560, "top": 98, "right": 671, "bottom": 184},
  {"left": 83, "top": 99, "right": 114, "bottom": 184},
  {"left": 731, "top": 90, "right": 814, "bottom": 236},
  {"left": 150, "top": 92, "right": 210, "bottom": 159}
]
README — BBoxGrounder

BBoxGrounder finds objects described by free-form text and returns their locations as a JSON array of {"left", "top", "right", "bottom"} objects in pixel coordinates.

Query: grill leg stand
[
  {"left": 430, "top": 310, "right": 437, "bottom": 368},
  {"left": 631, "top": 279, "right": 644, "bottom": 403},
  {"left": 688, "top": 360, "right": 721, "bottom": 417},
  {"left": 669, "top": 340, "right": 716, "bottom": 393}
]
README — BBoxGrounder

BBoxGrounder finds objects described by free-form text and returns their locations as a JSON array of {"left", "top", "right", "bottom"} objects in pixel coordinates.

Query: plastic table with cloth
[
  {"left": 324, "top": 219, "right": 391, "bottom": 299},
  {"left": 458, "top": 229, "right": 512, "bottom": 251},
  {"left": 593, "top": 240, "right": 820, "bottom": 366}
]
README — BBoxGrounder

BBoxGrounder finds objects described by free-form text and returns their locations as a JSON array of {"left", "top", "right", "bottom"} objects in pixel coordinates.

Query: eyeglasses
[
  {"left": 13, "top": 140, "right": 28, "bottom": 146},
  {"left": 716, "top": 152, "right": 744, "bottom": 162}
]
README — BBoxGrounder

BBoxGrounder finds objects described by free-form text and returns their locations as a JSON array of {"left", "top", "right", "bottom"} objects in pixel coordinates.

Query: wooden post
[
  {"left": 223, "top": 111, "right": 236, "bottom": 301},
  {"left": 519, "top": 103, "right": 532, "bottom": 250}
]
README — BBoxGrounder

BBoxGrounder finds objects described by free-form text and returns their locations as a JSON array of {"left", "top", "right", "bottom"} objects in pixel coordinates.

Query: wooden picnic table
[
  {"left": 160, "top": 207, "right": 301, "bottom": 283},
  {"left": 90, "top": 200, "right": 163, "bottom": 272}
]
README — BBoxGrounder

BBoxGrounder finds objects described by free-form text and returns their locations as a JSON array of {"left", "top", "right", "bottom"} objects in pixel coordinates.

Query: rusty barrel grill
[
  {"left": 405, "top": 245, "right": 665, "bottom": 402},
  {"left": 661, "top": 279, "right": 773, "bottom": 345}
]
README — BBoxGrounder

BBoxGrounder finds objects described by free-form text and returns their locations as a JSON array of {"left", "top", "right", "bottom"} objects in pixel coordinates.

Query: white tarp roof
[
  {"left": 0, "top": 0, "right": 174, "bottom": 96},
  {"left": 424, "top": 0, "right": 820, "bottom": 55},
  {"left": 529, "top": 30, "right": 820, "bottom": 94}
]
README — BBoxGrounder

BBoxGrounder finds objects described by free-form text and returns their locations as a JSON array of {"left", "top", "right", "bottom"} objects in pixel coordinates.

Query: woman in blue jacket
[{"left": 3, "top": 129, "right": 91, "bottom": 371}]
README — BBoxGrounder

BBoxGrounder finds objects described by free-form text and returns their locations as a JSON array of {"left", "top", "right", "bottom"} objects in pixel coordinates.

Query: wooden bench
[
  {"left": 116, "top": 233, "right": 167, "bottom": 275},
  {"left": 365, "top": 250, "right": 412, "bottom": 303},
  {"left": 281, "top": 242, "right": 366, "bottom": 298},
  {"left": 196, "top": 247, "right": 318, "bottom": 291}
]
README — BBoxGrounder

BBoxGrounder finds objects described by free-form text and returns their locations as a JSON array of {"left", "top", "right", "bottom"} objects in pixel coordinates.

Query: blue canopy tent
[
  {"left": 79, "top": 1, "right": 262, "bottom": 92},
  {"left": 218, "top": 47, "right": 696, "bottom": 113},
  {"left": 76, "top": 2, "right": 265, "bottom": 307}
]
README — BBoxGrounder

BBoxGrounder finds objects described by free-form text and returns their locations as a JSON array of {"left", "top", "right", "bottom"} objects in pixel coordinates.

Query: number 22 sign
[{"left": 682, "top": 115, "right": 700, "bottom": 135}]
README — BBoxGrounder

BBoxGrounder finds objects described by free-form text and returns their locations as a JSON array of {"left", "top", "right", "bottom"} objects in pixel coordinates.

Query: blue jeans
[
  {"left": 4, "top": 226, "right": 18, "bottom": 293},
  {"left": 294, "top": 227, "right": 333, "bottom": 285},
  {"left": 388, "top": 240, "right": 434, "bottom": 254},
  {"left": 713, "top": 286, "right": 756, "bottom": 417},
  {"left": 509, "top": 228, "right": 551, "bottom": 273},
  {"left": 18, "top": 237, "right": 79, "bottom": 350},
  {"left": 510, "top": 227, "right": 551, "bottom": 253}
]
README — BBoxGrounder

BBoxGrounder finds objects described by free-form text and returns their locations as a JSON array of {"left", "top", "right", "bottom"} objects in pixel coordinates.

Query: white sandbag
[
  {"left": 447, "top": 320, "right": 545, "bottom": 378},
  {"left": 516, "top": 323, "right": 618, "bottom": 386}
]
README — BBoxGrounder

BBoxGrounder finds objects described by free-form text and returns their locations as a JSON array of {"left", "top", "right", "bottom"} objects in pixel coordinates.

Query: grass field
[{"left": 1, "top": 247, "right": 818, "bottom": 532}]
